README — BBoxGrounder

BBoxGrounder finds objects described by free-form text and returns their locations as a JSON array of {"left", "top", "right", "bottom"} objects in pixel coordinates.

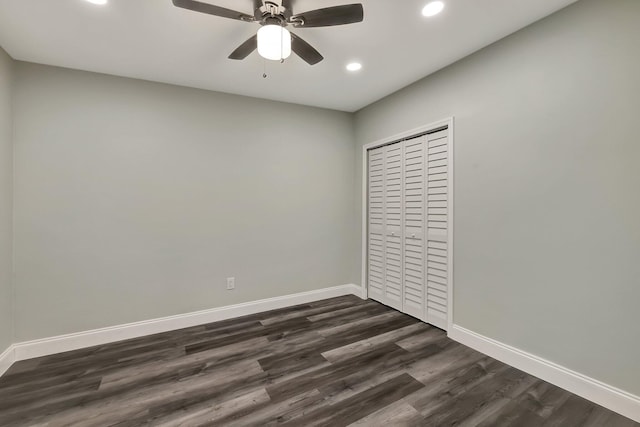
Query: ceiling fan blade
[
  {"left": 172, "top": 0, "right": 254, "bottom": 22},
  {"left": 228, "top": 35, "right": 258, "bottom": 60},
  {"left": 290, "top": 4, "right": 363, "bottom": 28},
  {"left": 291, "top": 33, "right": 323, "bottom": 65}
]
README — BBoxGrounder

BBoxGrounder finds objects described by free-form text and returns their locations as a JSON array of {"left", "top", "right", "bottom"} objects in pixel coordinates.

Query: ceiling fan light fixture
[
  {"left": 422, "top": 1, "right": 444, "bottom": 17},
  {"left": 85, "top": 0, "right": 108, "bottom": 5},
  {"left": 346, "top": 62, "right": 362, "bottom": 72},
  {"left": 257, "top": 25, "right": 292, "bottom": 61}
]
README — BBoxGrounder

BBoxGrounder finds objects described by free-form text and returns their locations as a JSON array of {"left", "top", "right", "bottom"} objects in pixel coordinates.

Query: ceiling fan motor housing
[{"left": 255, "top": 0, "right": 292, "bottom": 21}]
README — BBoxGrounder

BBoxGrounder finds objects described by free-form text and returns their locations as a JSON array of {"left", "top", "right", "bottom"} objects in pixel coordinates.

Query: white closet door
[
  {"left": 425, "top": 128, "right": 450, "bottom": 330},
  {"left": 383, "top": 143, "right": 403, "bottom": 310},
  {"left": 367, "top": 146, "right": 386, "bottom": 302},
  {"left": 367, "top": 125, "right": 451, "bottom": 331},
  {"left": 402, "top": 136, "right": 426, "bottom": 319}
]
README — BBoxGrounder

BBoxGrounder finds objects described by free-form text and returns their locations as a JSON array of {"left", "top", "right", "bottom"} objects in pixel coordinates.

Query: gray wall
[
  {"left": 354, "top": 0, "right": 640, "bottom": 396},
  {"left": 0, "top": 46, "right": 14, "bottom": 354},
  {"left": 13, "top": 63, "right": 356, "bottom": 341}
]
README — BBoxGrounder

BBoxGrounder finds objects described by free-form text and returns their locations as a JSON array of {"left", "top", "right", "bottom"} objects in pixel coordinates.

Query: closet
[{"left": 366, "top": 126, "right": 451, "bottom": 330}]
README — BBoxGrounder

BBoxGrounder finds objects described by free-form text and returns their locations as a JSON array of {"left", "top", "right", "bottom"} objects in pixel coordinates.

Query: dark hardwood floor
[{"left": 0, "top": 295, "right": 636, "bottom": 426}]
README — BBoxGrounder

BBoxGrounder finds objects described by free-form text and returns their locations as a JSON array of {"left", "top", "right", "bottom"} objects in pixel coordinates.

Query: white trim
[
  {"left": 361, "top": 117, "right": 455, "bottom": 330},
  {"left": 353, "top": 283, "right": 367, "bottom": 300},
  {"left": 0, "top": 344, "right": 16, "bottom": 377},
  {"left": 447, "top": 117, "right": 455, "bottom": 330},
  {"left": 9, "top": 284, "right": 361, "bottom": 363},
  {"left": 449, "top": 325, "right": 640, "bottom": 423},
  {"left": 361, "top": 144, "right": 369, "bottom": 300},
  {"left": 360, "top": 118, "right": 454, "bottom": 152}
]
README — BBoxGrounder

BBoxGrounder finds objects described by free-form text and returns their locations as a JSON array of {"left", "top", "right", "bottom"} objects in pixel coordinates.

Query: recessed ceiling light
[
  {"left": 346, "top": 62, "right": 362, "bottom": 72},
  {"left": 422, "top": 1, "right": 444, "bottom": 17},
  {"left": 86, "top": 0, "right": 108, "bottom": 5}
]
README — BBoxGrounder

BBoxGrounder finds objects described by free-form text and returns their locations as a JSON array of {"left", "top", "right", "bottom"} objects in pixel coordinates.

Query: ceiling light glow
[
  {"left": 422, "top": 1, "right": 444, "bottom": 17},
  {"left": 346, "top": 62, "right": 362, "bottom": 72},
  {"left": 257, "top": 25, "right": 292, "bottom": 61},
  {"left": 86, "top": 0, "right": 108, "bottom": 4}
]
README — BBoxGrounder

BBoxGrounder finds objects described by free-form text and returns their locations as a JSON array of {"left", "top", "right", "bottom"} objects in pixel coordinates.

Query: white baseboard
[
  {"left": 11, "top": 284, "right": 362, "bottom": 363},
  {"left": 0, "top": 344, "right": 16, "bottom": 377},
  {"left": 353, "top": 283, "right": 367, "bottom": 299},
  {"left": 449, "top": 325, "right": 640, "bottom": 423}
]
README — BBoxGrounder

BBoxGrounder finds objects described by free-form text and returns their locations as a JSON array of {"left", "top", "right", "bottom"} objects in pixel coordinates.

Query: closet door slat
[
  {"left": 402, "top": 136, "right": 426, "bottom": 319},
  {"left": 367, "top": 147, "right": 385, "bottom": 301},
  {"left": 425, "top": 129, "right": 450, "bottom": 330},
  {"left": 383, "top": 143, "right": 403, "bottom": 310}
]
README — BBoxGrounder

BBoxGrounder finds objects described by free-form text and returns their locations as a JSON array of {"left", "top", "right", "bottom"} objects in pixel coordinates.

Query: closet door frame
[{"left": 362, "top": 117, "right": 455, "bottom": 331}]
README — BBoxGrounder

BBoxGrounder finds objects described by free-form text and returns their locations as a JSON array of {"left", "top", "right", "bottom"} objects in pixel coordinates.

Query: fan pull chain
[{"left": 263, "top": 59, "right": 268, "bottom": 79}]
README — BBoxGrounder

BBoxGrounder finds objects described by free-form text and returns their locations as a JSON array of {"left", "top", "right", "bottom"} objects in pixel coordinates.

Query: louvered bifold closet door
[
  {"left": 425, "top": 127, "right": 450, "bottom": 330},
  {"left": 402, "top": 136, "right": 426, "bottom": 319},
  {"left": 383, "top": 143, "right": 403, "bottom": 310},
  {"left": 367, "top": 146, "right": 386, "bottom": 302},
  {"left": 367, "top": 126, "right": 451, "bottom": 329}
]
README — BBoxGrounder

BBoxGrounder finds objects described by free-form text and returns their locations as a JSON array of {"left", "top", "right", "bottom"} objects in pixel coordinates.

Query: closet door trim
[{"left": 362, "top": 117, "right": 454, "bottom": 331}]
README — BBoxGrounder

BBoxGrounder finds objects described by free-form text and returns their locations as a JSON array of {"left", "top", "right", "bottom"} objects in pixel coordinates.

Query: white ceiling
[{"left": 0, "top": 0, "right": 577, "bottom": 112}]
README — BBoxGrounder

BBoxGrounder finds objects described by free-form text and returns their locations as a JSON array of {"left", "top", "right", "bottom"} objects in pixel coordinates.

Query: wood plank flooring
[{"left": 0, "top": 295, "right": 636, "bottom": 426}]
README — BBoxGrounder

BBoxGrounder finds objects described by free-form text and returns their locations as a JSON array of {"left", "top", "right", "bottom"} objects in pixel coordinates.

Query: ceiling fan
[{"left": 172, "top": 0, "right": 364, "bottom": 65}]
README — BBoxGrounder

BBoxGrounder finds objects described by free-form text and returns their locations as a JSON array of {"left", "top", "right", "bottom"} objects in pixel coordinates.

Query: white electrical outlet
[{"left": 226, "top": 277, "right": 235, "bottom": 290}]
